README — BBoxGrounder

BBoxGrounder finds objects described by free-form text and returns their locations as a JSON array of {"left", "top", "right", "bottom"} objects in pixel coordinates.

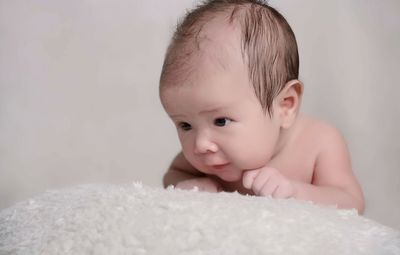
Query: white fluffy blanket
[{"left": 1, "top": 183, "right": 399, "bottom": 254}]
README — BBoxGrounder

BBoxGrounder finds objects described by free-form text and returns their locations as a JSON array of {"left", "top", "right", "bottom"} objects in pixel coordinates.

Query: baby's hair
[{"left": 160, "top": 0, "right": 299, "bottom": 114}]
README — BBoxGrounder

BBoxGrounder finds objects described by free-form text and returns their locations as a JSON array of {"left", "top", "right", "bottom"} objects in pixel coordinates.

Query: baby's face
[{"left": 161, "top": 55, "right": 282, "bottom": 182}]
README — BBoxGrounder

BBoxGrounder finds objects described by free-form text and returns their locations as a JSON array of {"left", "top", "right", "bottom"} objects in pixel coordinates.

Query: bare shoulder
[
  {"left": 300, "top": 115, "right": 353, "bottom": 184},
  {"left": 298, "top": 115, "right": 347, "bottom": 149},
  {"left": 297, "top": 116, "right": 364, "bottom": 212}
]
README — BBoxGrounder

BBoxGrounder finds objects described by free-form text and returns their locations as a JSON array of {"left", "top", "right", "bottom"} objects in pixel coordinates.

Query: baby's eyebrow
[
  {"left": 199, "top": 106, "right": 229, "bottom": 115},
  {"left": 169, "top": 106, "right": 232, "bottom": 119},
  {"left": 169, "top": 113, "right": 186, "bottom": 119}
]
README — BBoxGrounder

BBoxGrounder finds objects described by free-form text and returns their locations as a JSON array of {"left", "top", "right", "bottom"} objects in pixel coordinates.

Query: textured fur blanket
[{"left": 1, "top": 183, "right": 399, "bottom": 254}]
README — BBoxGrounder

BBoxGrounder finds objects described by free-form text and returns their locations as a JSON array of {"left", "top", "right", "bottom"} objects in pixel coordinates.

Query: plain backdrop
[{"left": 0, "top": 0, "right": 399, "bottom": 229}]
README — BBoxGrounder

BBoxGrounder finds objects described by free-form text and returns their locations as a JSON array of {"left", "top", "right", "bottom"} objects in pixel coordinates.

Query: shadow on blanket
[{"left": 0, "top": 183, "right": 399, "bottom": 254}]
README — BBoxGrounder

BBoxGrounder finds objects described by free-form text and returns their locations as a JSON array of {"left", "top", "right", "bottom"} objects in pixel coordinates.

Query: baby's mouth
[{"left": 210, "top": 163, "right": 230, "bottom": 170}]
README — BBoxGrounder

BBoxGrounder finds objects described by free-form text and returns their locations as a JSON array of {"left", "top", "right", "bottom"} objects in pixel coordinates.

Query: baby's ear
[{"left": 276, "top": 80, "right": 303, "bottom": 128}]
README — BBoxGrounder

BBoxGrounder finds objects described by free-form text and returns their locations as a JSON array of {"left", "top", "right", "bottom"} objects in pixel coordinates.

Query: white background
[{"left": 1, "top": 0, "right": 399, "bottom": 229}]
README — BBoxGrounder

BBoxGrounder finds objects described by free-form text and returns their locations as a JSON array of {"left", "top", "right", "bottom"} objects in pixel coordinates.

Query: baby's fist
[{"left": 242, "top": 167, "right": 295, "bottom": 198}]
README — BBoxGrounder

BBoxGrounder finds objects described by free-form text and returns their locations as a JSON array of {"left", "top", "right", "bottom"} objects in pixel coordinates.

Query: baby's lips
[{"left": 211, "top": 163, "right": 230, "bottom": 170}]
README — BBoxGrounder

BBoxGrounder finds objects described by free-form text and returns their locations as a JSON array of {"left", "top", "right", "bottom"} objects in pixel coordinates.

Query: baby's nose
[{"left": 194, "top": 132, "right": 218, "bottom": 154}]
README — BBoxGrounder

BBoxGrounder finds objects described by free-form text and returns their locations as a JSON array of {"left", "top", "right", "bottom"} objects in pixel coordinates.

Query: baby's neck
[{"left": 272, "top": 113, "right": 303, "bottom": 159}]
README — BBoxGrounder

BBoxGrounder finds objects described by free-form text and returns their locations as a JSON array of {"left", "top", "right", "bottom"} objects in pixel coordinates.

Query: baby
[{"left": 159, "top": 0, "right": 365, "bottom": 213}]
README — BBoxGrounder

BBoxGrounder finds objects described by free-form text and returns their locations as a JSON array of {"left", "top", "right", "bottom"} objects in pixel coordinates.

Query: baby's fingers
[
  {"left": 272, "top": 180, "right": 294, "bottom": 199},
  {"left": 242, "top": 169, "right": 260, "bottom": 189},
  {"left": 259, "top": 174, "right": 279, "bottom": 196}
]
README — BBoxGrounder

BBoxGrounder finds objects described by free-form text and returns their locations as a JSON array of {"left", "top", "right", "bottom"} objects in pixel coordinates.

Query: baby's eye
[
  {"left": 214, "top": 117, "right": 232, "bottom": 127},
  {"left": 178, "top": 122, "right": 192, "bottom": 131}
]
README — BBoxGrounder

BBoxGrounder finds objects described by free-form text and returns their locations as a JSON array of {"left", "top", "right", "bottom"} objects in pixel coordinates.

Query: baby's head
[
  {"left": 160, "top": 0, "right": 302, "bottom": 181},
  {"left": 160, "top": 0, "right": 299, "bottom": 115}
]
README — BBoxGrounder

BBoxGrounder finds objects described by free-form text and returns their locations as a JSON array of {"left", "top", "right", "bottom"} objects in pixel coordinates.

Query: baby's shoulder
[{"left": 297, "top": 115, "right": 347, "bottom": 148}]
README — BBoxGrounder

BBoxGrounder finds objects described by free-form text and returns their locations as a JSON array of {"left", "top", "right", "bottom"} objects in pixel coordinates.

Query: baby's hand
[
  {"left": 242, "top": 167, "right": 295, "bottom": 198},
  {"left": 175, "top": 177, "right": 222, "bottom": 193}
]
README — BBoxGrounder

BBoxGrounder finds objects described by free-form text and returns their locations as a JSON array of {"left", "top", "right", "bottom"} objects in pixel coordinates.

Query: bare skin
[
  {"left": 160, "top": 15, "right": 365, "bottom": 213},
  {"left": 163, "top": 115, "right": 365, "bottom": 213}
]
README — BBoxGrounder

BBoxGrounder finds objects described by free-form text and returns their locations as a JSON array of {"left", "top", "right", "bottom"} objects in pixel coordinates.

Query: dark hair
[{"left": 160, "top": 0, "right": 299, "bottom": 114}]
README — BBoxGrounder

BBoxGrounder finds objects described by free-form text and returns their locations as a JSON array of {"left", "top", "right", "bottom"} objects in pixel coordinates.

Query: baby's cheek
[{"left": 228, "top": 147, "right": 269, "bottom": 170}]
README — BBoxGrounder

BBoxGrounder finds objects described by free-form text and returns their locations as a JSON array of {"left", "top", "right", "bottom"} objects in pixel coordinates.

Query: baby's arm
[
  {"left": 292, "top": 125, "right": 365, "bottom": 213},
  {"left": 163, "top": 152, "right": 222, "bottom": 192},
  {"left": 243, "top": 123, "right": 364, "bottom": 213}
]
